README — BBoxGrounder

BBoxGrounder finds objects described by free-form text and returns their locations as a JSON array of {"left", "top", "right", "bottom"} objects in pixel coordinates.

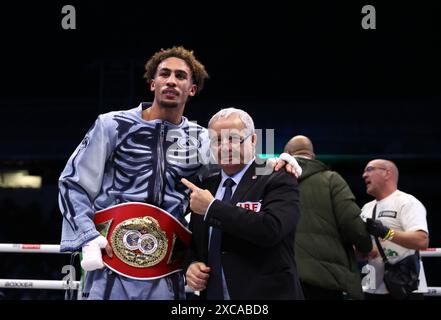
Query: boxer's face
[
  {"left": 150, "top": 57, "right": 196, "bottom": 109},
  {"left": 209, "top": 114, "right": 256, "bottom": 175}
]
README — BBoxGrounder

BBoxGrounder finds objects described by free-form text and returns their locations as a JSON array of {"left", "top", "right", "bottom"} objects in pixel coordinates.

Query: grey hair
[{"left": 208, "top": 107, "right": 255, "bottom": 134}]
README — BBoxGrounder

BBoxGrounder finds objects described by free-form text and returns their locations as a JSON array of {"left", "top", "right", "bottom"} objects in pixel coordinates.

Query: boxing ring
[
  {"left": 0, "top": 243, "right": 440, "bottom": 299},
  {"left": 0, "top": 244, "right": 81, "bottom": 299}
]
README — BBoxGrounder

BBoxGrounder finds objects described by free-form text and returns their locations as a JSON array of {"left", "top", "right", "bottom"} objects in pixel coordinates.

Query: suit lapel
[
  {"left": 201, "top": 173, "right": 222, "bottom": 252},
  {"left": 230, "top": 161, "right": 261, "bottom": 204},
  {"left": 205, "top": 173, "right": 222, "bottom": 195}
]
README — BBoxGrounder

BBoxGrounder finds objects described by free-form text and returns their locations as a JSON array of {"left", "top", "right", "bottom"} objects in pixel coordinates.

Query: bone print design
[{"left": 108, "top": 113, "right": 206, "bottom": 224}]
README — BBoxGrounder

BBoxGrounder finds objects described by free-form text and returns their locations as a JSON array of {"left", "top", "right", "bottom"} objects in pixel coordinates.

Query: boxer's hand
[
  {"left": 273, "top": 153, "right": 302, "bottom": 178},
  {"left": 186, "top": 262, "right": 211, "bottom": 292},
  {"left": 81, "top": 235, "right": 112, "bottom": 271}
]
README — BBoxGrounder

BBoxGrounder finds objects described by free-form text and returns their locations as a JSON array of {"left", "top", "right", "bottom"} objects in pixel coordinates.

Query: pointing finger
[{"left": 181, "top": 178, "right": 200, "bottom": 192}]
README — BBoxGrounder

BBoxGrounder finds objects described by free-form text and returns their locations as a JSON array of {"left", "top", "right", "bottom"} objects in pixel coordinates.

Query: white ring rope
[
  {"left": 0, "top": 244, "right": 68, "bottom": 254},
  {"left": 425, "top": 287, "right": 441, "bottom": 296},
  {"left": 0, "top": 279, "right": 80, "bottom": 290},
  {"left": 0, "top": 244, "right": 440, "bottom": 295},
  {"left": 1, "top": 244, "right": 440, "bottom": 256},
  {"left": 420, "top": 248, "right": 441, "bottom": 258}
]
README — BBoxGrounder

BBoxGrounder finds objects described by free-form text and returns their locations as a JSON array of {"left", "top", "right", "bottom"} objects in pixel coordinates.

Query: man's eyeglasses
[
  {"left": 364, "top": 166, "right": 387, "bottom": 173},
  {"left": 210, "top": 133, "right": 252, "bottom": 147}
]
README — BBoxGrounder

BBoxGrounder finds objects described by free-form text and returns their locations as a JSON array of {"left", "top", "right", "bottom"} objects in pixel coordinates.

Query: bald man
[
  {"left": 360, "top": 159, "right": 429, "bottom": 300},
  {"left": 284, "top": 135, "right": 372, "bottom": 300},
  {"left": 284, "top": 135, "right": 315, "bottom": 159}
]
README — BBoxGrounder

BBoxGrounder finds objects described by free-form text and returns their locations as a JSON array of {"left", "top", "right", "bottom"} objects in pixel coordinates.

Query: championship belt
[{"left": 93, "top": 202, "right": 191, "bottom": 280}]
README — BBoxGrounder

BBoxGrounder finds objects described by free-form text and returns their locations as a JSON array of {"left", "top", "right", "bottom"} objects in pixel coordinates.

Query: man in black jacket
[{"left": 181, "top": 108, "right": 304, "bottom": 300}]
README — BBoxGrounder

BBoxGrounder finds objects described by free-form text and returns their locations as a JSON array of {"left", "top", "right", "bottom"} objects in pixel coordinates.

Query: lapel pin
[{"left": 252, "top": 175, "right": 257, "bottom": 180}]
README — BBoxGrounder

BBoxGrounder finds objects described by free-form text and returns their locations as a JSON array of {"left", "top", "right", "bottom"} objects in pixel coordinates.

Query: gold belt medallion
[{"left": 110, "top": 216, "right": 168, "bottom": 268}]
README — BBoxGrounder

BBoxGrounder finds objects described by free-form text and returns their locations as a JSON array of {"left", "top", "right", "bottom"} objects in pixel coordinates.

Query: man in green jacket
[{"left": 284, "top": 135, "right": 373, "bottom": 300}]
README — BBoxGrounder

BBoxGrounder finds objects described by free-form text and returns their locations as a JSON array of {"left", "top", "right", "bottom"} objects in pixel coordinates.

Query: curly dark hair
[{"left": 144, "top": 46, "right": 209, "bottom": 94}]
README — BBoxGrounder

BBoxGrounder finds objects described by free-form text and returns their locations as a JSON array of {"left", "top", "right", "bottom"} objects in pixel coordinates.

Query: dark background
[{"left": 0, "top": 1, "right": 440, "bottom": 299}]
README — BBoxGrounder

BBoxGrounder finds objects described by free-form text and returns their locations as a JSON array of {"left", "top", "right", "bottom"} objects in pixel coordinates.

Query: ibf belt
[{"left": 93, "top": 202, "right": 191, "bottom": 280}]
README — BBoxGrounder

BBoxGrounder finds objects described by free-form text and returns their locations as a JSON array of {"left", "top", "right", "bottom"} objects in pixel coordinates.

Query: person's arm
[
  {"left": 390, "top": 230, "right": 428, "bottom": 250},
  {"left": 367, "top": 199, "right": 429, "bottom": 251},
  {"left": 182, "top": 211, "right": 211, "bottom": 291},
  {"left": 185, "top": 262, "right": 211, "bottom": 292},
  {"left": 182, "top": 171, "right": 300, "bottom": 248},
  {"left": 270, "top": 153, "right": 303, "bottom": 178},
  {"left": 330, "top": 172, "right": 373, "bottom": 253},
  {"left": 366, "top": 219, "right": 429, "bottom": 250},
  {"left": 397, "top": 199, "right": 430, "bottom": 250},
  {"left": 59, "top": 115, "right": 113, "bottom": 252}
]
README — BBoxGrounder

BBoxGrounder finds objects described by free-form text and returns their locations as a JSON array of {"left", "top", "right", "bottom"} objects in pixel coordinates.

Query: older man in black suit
[{"left": 181, "top": 107, "right": 304, "bottom": 300}]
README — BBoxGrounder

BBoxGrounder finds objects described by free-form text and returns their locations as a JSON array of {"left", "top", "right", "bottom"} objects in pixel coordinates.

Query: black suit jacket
[{"left": 185, "top": 160, "right": 304, "bottom": 300}]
